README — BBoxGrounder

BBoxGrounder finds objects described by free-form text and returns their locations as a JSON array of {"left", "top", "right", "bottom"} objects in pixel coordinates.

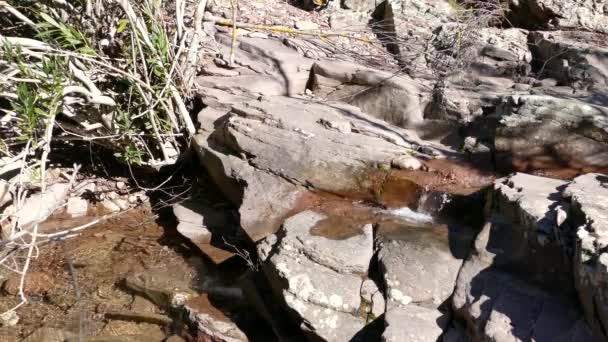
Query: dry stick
[
  {"left": 203, "top": 14, "right": 376, "bottom": 44},
  {"left": 229, "top": 0, "right": 238, "bottom": 66},
  {"left": 184, "top": 0, "right": 208, "bottom": 88},
  {"left": 0, "top": 1, "right": 38, "bottom": 30}
]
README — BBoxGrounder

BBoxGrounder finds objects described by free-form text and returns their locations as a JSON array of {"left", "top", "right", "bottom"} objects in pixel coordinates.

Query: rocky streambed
[{"left": 3, "top": 0, "right": 608, "bottom": 341}]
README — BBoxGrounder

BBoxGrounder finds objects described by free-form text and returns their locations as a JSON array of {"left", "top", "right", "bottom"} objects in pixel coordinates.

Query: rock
[
  {"left": 197, "top": 35, "right": 314, "bottom": 97},
  {"left": 202, "top": 65, "right": 241, "bottom": 77},
  {"left": 22, "top": 327, "right": 75, "bottom": 342},
  {"left": 173, "top": 201, "right": 218, "bottom": 243},
  {"left": 2, "top": 272, "right": 54, "bottom": 296},
  {"left": 452, "top": 221, "right": 597, "bottom": 341},
  {"left": 1, "top": 183, "right": 70, "bottom": 237},
  {"left": 65, "top": 196, "right": 89, "bottom": 217},
  {"left": 564, "top": 173, "right": 608, "bottom": 340},
  {"left": 318, "top": 118, "right": 352, "bottom": 133},
  {"left": 477, "top": 28, "right": 531, "bottom": 63},
  {"left": 294, "top": 20, "right": 319, "bottom": 30},
  {"left": 454, "top": 261, "right": 597, "bottom": 342},
  {"left": 185, "top": 295, "right": 249, "bottom": 342},
  {"left": 131, "top": 295, "right": 158, "bottom": 313},
  {"left": 257, "top": 210, "right": 374, "bottom": 341},
  {"left": 123, "top": 273, "right": 195, "bottom": 308},
  {"left": 361, "top": 279, "right": 385, "bottom": 318},
  {"left": 383, "top": 305, "right": 449, "bottom": 342},
  {"left": 309, "top": 60, "right": 425, "bottom": 128},
  {"left": 492, "top": 95, "right": 608, "bottom": 175},
  {"left": 506, "top": 0, "right": 608, "bottom": 33},
  {"left": 452, "top": 173, "right": 602, "bottom": 341},
  {"left": 391, "top": 155, "right": 422, "bottom": 170},
  {"left": 377, "top": 221, "right": 475, "bottom": 309},
  {"left": 470, "top": 173, "right": 576, "bottom": 290},
  {"left": 100, "top": 198, "right": 121, "bottom": 213},
  {"left": 165, "top": 336, "right": 186, "bottom": 342},
  {"left": 0, "top": 310, "right": 19, "bottom": 327},
  {"left": 116, "top": 181, "right": 126, "bottom": 189},
  {"left": 375, "top": 0, "right": 454, "bottom": 75},
  {"left": 529, "top": 31, "right": 608, "bottom": 91},
  {"left": 194, "top": 91, "right": 432, "bottom": 241}
]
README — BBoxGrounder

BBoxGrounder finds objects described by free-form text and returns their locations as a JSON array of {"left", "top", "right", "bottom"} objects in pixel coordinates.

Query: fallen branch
[{"left": 203, "top": 13, "right": 375, "bottom": 44}]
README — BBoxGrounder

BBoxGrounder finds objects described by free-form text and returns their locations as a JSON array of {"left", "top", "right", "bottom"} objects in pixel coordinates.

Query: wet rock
[
  {"left": 258, "top": 210, "right": 374, "bottom": 341},
  {"left": 529, "top": 31, "right": 608, "bottom": 91},
  {"left": 383, "top": 305, "right": 449, "bottom": 342},
  {"left": 377, "top": 222, "right": 474, "bottom": 308},
  {"left": 492, "top": 95, "right": 608, "bottom": 175},
  {"left": 564, "top": 173, "right": 608, "bottom": 339},
  {"left": 185, "top": 295, "right": 248, "bottom": 342}
]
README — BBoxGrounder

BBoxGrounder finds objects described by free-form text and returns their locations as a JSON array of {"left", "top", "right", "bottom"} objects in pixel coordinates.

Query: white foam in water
[{"left": 385, "top": 207, "right": 434, "bottom": 224}]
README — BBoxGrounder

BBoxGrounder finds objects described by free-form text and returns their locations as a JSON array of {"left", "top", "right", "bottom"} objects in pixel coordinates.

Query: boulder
[
  {"left": 492, "top": 95, "right": 608, "bottom": 176},
  {"left": 308, "top": 60, "right": 426, "bottom": 128},
  {"left": 506, "top": 0, "right": 608, "bottom": 34},
  {"left": 198, "top": 35, "right": 314, "bottom": 97},
  {"left": 257, "top": 210, "right": 374, "bottom": 341},
  {"left": 377, "top": 221, "right": 475, "bottom": 308},
  {"left": 564, "top": 173, "right": 608, "bottom": 340},
  {"left": 490, "top": 173, "right": 573, "bottom": 290},
  {"left": 193, "top": 90, "right": 440, "bottom": 241},
  {"left": 529, "top": 31, "right": 608, "bottom": 91},
  {"left": 452, "top": 173, "right": 603, "bottom": 341},
  {"left": 452, "top": 222, "right": 597, "bottom": 342},
  {"left": 184, "top": 295, "right": 249, "bottom": 342},
  {"left": 374, "top": 0, "right": 455, "bottom": 75}
]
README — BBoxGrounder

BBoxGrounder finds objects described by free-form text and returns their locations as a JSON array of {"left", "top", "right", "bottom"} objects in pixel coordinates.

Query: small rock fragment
[
  {"left": 391, "top": 155, "right": 422, "bottom": 170},
  {"left": 295, "top": 20, "right": 319, "bottom": 30}
]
